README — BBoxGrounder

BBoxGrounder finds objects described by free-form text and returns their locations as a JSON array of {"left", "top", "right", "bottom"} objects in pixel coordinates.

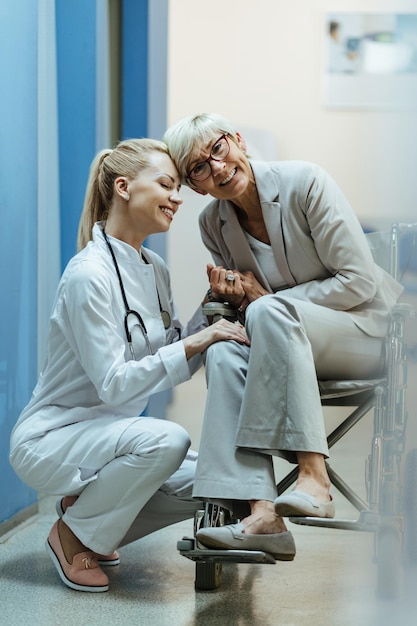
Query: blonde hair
[
  {"left": 77, "top": 138, "right": 169, "bottom": 251},
  {"left": 163, "top": 113, "right": 238, "bottom": 183}
]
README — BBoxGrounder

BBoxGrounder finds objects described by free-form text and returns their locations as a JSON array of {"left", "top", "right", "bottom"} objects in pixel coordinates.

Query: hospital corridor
[{"left": 2, "top": 1, "right": 417, "bottom": 625}]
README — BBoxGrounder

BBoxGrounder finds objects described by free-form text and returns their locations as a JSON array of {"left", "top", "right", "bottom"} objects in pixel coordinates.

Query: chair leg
[
  {"left": 276, "top": 466, "right": 298, "bottom": 495},
  {"left": 326, "top": 463, "right": 369, "bottom": 513}
]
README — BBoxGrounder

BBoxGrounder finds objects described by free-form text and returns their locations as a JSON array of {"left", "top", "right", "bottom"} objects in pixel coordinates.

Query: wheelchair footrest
[
  {"left": 289, "top": 515, "right": 377, "bottom": 532},
  {"left": 177, "top": 536, "right": 277, "bottom": 564}
]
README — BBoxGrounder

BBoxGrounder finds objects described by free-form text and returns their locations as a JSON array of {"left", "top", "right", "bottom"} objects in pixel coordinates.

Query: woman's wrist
[
  {"left": 202, "top": 288, "right": 223, "bottom": 306},
  {"left": 238, "top": 297, "right": 249, "bottom": 313}
]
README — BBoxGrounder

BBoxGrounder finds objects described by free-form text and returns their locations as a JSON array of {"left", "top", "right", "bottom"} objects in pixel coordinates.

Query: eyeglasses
[{"left": 187, "top": 134, "right": 230, "bottom": 182}]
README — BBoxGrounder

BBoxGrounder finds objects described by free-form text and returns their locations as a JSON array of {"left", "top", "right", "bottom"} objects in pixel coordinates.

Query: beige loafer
[
  {"left": 274, "top": 490, "right": 335, "bottom": 518},
  {"left": 196, "top": 523, "right": 296, "bottom": 561}
]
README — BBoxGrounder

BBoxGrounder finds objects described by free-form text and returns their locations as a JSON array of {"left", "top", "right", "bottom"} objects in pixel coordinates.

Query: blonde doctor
[{"left": 9, "top": 138, "right": 249, "bottom": 593}]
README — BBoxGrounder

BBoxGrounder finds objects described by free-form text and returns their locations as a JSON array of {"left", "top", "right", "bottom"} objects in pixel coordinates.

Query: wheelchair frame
[{"left": 178, "top": 223, "right": 417, "bottom": 598}]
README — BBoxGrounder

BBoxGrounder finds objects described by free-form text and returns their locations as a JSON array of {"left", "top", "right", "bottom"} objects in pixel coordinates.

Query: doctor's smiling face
[{"left": 115, "top": 151, "right": 183, "bottom": 241}]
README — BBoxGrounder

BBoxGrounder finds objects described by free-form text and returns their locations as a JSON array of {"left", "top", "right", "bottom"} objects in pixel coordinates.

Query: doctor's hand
[{"left": 182, "top": 318, "right": 250, "bottom": 360}]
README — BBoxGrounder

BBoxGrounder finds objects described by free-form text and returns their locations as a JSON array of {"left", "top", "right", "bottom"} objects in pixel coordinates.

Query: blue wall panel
[
  {"left": 121, "top": 0, "right": 148, "bottom": 139},
  {"left": 56, "top": 0, "right": 97, "bottom": 270},
  {"left": 0, "top": 0, "right": 39, "bottom": 523}
]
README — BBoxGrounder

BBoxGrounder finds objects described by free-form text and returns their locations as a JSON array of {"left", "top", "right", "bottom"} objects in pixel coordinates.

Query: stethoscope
[{"left": 102, "top": 228, "right": 171, "bottom": 359}]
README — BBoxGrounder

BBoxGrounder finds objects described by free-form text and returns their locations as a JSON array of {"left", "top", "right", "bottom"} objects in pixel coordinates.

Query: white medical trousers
[{"left": 10, "top": 416, "right": 201, "bottom": 555}]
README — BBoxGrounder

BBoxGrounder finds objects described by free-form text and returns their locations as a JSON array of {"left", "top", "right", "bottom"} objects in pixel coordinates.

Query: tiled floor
[{"left": 1, "top": 350, "right": 417, "bottom": 625}]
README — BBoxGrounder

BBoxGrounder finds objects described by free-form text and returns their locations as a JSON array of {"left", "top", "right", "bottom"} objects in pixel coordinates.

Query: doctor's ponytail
[{"left": 77, "top": 150, "right": 112, "bottom": 251}]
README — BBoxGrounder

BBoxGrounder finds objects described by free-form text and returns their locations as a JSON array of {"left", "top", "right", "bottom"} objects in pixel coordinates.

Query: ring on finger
[{"left": 226, "top": 273, "right": 235, "bottom": 282}]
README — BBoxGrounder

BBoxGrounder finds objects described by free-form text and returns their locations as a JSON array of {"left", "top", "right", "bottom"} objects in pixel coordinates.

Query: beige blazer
[{"left": 199, "top": 160, "right": 403, "bottom": 337}]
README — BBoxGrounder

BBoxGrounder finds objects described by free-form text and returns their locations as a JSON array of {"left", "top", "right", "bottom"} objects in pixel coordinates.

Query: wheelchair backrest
[
  {"left": 365, "top": 231, "right": 392, "bottom": 275},
  {"left": 365, "top": 223, "right": 417, "bottom": 282}
]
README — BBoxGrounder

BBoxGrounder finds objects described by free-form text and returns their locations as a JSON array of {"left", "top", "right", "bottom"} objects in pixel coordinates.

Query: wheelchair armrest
[
  {"left": 391, "top": 302, "right": 416, "bottom": 319},
  {"left": 202, "top": 301, "right": 238, "bottom": 322}
]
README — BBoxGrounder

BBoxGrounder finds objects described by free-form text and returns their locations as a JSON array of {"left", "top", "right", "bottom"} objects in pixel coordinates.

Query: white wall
[{"left": 167, "top": 0, "right": 417, "bottom": 321}]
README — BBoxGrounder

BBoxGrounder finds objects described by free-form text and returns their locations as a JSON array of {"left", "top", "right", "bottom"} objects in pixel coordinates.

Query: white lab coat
[{"left": 10, "top": 222, "right": 207, "bottom": 451}]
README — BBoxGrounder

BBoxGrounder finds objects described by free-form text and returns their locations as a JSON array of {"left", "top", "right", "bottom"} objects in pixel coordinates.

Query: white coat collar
[{"left": 93, "top": 222, "right": 149, "bottom": 265}]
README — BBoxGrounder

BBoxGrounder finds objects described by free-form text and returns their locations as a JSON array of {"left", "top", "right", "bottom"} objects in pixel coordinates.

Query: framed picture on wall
[{"left": 323, "top": 12, "right": 417, "bottom": 109}]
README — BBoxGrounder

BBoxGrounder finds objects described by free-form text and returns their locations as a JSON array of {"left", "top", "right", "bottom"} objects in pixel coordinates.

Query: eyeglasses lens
[{"left": 190, "top": 135, "right": 230, "bottom": 181}]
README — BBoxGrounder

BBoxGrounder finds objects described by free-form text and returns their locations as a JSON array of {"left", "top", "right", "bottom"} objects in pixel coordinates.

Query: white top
[
  {"left": 243, "top": 230, "right": 287, "bottom": 292},
  {"left": 10, "top": 222, "right": 206, "bottom": 450}
]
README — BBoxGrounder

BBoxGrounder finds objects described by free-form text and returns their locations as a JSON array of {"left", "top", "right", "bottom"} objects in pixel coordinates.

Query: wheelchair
[{"left": 177, "top": 223, "right": 417, "bottom": 598}]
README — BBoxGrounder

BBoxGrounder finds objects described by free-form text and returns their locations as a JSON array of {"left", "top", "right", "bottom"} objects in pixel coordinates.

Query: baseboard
[{"left": 0, "top": 503, "right": 39, "bottom": 541}]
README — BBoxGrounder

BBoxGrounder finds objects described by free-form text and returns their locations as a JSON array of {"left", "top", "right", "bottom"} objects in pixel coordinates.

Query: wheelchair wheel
[
  {"left": 376, "top": 523, "right": 402, "bottom": 599},
  {"left": 404, "top": 448, "right": 417, "bottom": 563},
  {"left": 195, "top": 561, "right": 223, "bottom": 591},
  {"left": 380, "top": 479, "right": 397, "bottom": 515},
  {"left": 194, "top": 503, "right": 232, "bottom": 591}
]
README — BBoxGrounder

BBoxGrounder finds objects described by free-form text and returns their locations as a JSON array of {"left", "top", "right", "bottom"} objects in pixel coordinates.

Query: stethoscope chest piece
[{"left": 161, "top": 310, "right": 171, "bottom": 329}]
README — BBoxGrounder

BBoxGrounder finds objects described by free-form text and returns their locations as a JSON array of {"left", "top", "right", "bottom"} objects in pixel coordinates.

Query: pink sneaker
[
  {"left": 46, "top": 520, "right": 109, "bottom": 592},
  {"left": 56, "top": 496, "right": 120, "bottom": 566}
]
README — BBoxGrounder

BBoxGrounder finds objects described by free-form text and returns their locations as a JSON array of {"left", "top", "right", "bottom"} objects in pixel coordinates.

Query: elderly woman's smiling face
[{"left": 186, "top": 132, "right": 253, "bottom": 200}]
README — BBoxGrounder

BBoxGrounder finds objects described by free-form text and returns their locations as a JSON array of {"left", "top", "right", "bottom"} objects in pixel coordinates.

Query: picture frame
[{"left": 323, "top": 12, "right": 417, "bottom": 109}]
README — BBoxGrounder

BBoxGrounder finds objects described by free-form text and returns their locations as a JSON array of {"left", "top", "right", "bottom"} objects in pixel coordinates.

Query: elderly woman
[{"left": 163, "top": 113, "right": 402, "bottom": 557}]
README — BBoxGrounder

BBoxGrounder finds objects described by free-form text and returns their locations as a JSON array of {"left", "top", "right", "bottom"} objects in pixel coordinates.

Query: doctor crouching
[{"left": 9, "top": 138, "right": 249, "bottom": 593}]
